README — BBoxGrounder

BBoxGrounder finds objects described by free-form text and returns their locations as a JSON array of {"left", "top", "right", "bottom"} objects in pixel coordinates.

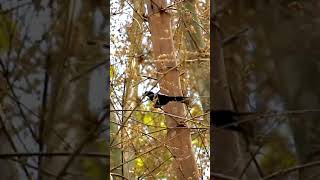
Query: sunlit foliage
[{"left": 110, "top": 0, "right": 210, "bottom": 178}]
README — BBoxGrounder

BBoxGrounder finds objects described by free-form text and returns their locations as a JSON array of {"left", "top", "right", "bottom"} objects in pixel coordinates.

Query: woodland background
[
  {"left": 212, "top": 0, "right": 320, "bottom": 180},
  {"left": 0, "top": 0, "right": 109, "bottom": 180},
  {"left": 1, "top": 0, "right": 320, "bottom": 180},
  {"left": 110, "top": 0, "right": 209, "bottom": 179},
  {"left": 110, "top": 0, "right": 320, "bottom": 179}
]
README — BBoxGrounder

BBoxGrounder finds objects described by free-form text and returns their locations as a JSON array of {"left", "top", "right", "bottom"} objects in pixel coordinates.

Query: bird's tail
[
  {"left": 172, "top": 96, "right": 186, "bottom": 101},
  {"left": 171, "top": 96, "right": 190, "bottom": 105}
]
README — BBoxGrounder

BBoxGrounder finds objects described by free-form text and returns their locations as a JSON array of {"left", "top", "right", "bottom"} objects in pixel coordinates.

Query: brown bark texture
[
  {"left": 210, "top": 14, "right": 243, "bottom": 179},
  {"left": 146, "top": 0, "right": 200, "bottom": 179}
]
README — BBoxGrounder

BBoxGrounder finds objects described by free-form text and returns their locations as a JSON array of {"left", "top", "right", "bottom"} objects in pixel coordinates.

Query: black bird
[
  {"left": 144, "top": 91, "right": 189, "bottom": 108},
  {"left": 211, "top": 110, "right": 255, "bottom": 132}
]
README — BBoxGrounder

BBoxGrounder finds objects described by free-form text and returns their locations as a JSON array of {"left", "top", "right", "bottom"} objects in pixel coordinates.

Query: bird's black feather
[
  {"left": 211, "top": 110, "right": 255, "bottom": 132},
  {"left": 144, "top": 91, "right": 188, "bottom": 108}
]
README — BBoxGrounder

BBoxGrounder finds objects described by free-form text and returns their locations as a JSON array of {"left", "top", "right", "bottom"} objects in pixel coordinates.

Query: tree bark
[
  {"left": 211, "top": 10, "right": 243, "bottom": 179},
  {"left": 146, "top": 0, "right": 200, "bottom": 179}
]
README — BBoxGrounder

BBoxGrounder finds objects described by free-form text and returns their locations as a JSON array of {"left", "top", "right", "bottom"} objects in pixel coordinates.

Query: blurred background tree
[
  {"left": 0, "top": 1, "right": 108, "bottom": 180},
  {"left": 213, "top": 0, "right": 320, "bottom": 179}
]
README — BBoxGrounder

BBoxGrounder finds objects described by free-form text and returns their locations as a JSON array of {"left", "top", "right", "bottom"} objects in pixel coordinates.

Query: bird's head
[{"left": 143, "top": 91, "right": 154, "bottom": 97}]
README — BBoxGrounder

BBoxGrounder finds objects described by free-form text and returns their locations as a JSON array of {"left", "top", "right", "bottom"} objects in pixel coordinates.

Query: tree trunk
[
  {"left": 146, "top": 0, "right": 200, "bottom": 179},
  {"left": 211, "top": 9, "right": 243, "bottom": 179}
]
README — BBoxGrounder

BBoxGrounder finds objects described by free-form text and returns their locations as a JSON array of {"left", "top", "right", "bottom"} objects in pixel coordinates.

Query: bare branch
[
  {"left": 211, "top": 173, "right": 239, "bottom": 180},
  {"left": 0, "top": 152, "right": 109, "bottom": 159},
  {"left": 263, "top": 161, "right": 320, "bottom": 180}
]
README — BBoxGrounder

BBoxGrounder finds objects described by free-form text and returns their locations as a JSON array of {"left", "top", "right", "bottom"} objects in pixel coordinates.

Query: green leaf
[
  {"left": 0, "top": 14, "right": 19, "bottom": 53},
  {"left": 83, "top": 159, "right": 101, "bottom": 179},
  {"left": 0, "top": 16, "right": 10, "bottom": 52}
]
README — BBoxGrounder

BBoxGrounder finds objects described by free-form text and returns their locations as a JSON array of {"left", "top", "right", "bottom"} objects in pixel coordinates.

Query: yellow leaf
[
  {"left": 160, "top": 122, "right": 166, "bottom": 128},
  {"left": 192, "top": 139, "right": 198, "bottom": 145},
  {"left": 143, "top": 113, "right": 153, "bottom": 125},
  {"left": 110, "top": 65, "right": 115, "bottom": 79},
  {"left": 136, "top": 158, "right": 144, "bottom": 167},
  {"left": 191, "top": 105, "right": 202, "bottom": 116}
]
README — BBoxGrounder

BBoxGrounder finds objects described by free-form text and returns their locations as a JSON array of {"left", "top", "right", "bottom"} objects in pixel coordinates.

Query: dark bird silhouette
[
  {"left": 211, "top": 110, "right": 265, "bottom": 176},
  {"left": 144, "top": 91, "right": 189, "bottom": 108},
  {"left": 211, "top": 110, "right": 256, "bottom": 132}
]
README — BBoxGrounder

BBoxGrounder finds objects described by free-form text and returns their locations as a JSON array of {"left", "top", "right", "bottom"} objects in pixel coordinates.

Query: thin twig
[
  {"left": 55, "top": 109, "right": 108, "bottom": 180},
  {"left": 110, "top": 144, "right": 162, "bottom": 171},
  {"left": 223, "top": 26, "right": 250, "bottom": 46},
  {"left": 0, "top": 105, "right": 33, "bottom": 180},
  {"left": 110, "top": 173, "right": 129, "bottom": 180},
  {"left": 214, "top": 109, "right": 320, "bottom": 131},
  {"left": 0, "top": 59, "right": 38, "bottom": 141},
  {"left": 211, "top": 172, "right": 239, "bottom": 180},
  {"left": 69, "top": 60, "right": 107, "bottom": 82},
  {"left": 110, "top": 63, "right": 183, "bottom": 145},
  {"left": 0, "top": 2, "right": 32, "bottom": 15},
  {"left": 0, "top": 152, "right": 109, "bottom": 159},
  {"left": 263, "top": 160, "right": 320, "bottom": 180},
  {"left": 38, "top": 52, "right": 50, "bottom": 180},
  {"left": 10, "top": 158, "right": 57, "bottom": 178}
]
